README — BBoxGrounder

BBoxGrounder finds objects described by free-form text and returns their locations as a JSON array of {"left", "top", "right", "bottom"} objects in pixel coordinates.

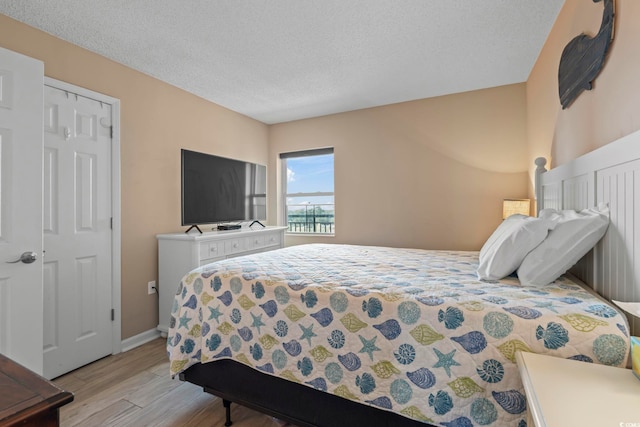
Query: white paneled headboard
[{"left": 535, "top": 130, "right": 640, "bottom": 336}]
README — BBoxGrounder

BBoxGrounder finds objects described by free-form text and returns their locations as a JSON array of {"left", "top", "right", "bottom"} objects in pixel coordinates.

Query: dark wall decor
[{"left": 558, "top": 0, "right": 615, "bottom": 109}]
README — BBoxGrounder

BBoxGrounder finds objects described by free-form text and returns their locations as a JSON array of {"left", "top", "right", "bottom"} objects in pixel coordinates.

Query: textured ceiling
[{"left": 0, "top": 1, "right": 564, "bottom": 124}]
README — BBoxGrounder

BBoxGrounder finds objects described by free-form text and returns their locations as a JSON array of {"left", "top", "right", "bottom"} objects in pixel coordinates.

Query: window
[{"left": 280, "top": 148, "right": 334, "bottom": 235}]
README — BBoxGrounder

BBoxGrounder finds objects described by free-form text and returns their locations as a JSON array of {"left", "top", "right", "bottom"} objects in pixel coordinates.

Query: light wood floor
[{"left": 53, "top": 338, "right": 284, "bottom": 427}]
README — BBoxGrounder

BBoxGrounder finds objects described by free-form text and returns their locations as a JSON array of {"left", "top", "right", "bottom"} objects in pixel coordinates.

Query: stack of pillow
[{"left": 477, "top": 205, "right": 610, "bottom": 286}]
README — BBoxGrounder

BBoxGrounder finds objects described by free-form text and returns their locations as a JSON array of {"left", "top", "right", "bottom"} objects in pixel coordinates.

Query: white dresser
[{"left": 156, "top": 226, "right": 287, "bottom": 335}]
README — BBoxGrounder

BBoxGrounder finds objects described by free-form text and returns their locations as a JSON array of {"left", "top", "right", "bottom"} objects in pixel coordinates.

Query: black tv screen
[{"left": 181, "top": 149, "right": 266, "bottom": 225}]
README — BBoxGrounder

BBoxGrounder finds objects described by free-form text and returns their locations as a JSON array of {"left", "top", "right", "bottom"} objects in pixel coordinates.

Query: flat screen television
[{"left": 181, "top": 149, "right": 266, "bottom": 232}]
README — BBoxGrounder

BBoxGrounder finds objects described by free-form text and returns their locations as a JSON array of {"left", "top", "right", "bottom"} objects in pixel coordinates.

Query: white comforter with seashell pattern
[{"left": 167, "top": 244, "right": 630, "bottom": 427}]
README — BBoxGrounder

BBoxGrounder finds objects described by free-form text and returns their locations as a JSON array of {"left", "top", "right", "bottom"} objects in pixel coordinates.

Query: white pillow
[
  {"left": 477, "top": 214, "right": 555, "bottom": 281},
  {"left": 517, "top": 205, "right": 610, "bottom": 286}
]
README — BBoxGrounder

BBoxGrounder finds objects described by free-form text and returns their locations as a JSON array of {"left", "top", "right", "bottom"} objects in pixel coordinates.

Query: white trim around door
[{"left": 44, "top": 77, "right": 122, "bottom": 355}]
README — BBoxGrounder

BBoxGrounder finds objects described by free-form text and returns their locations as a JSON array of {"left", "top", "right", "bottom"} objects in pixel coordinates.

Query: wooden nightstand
[
  {"left": 0, "top": 354, "right": 73, "bottom": 426},
  {"left": 516, "top": 351, "right": 640, "bottom": 427}
]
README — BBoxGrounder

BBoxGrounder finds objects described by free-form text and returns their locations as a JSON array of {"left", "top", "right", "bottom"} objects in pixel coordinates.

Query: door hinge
[
  {"left": 110, "top": 126, "right": 113, "bottom": 139},
  {"left": 111, "top": 308, "right": 115, "bottom": 321},
  {"left": 110, "top": 217, "right": 113, "bottom": 229}
]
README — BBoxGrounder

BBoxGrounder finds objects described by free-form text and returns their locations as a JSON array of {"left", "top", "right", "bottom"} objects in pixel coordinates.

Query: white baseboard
[{"left": 121, "top": 328, "right": 163, "bottom": 352}]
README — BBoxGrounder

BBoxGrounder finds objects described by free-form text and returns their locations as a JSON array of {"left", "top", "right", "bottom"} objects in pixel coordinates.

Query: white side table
[
  {"left": 516, "top": 351, "right": 640, "bottom": 427},
  {"left": 613, "top": 300, "right": 640, "bottom": 318}
]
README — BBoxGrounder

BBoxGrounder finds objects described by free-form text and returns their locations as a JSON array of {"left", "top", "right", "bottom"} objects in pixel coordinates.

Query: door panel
[
  {"left": 75, "top": 152, "right": 97, "bottom": 231},
  {"left": 43, "top": 147, "right": 59, "bottom": 234},
  {"left": 0, "top": 47, "right": 44, "bottom": 374},
  {"left": 43, "top": 85, "right": 112, "bottom": 379},
  {"left": 42, "top": 260, "right": 59, "bottom": 353}
]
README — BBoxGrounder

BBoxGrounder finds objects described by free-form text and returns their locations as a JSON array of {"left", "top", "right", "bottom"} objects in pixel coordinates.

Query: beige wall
[
  {"left": 0, "top": 15, "right": 269, "bottom": 339},
  {"left": 1, "top": 13, "right": 534, "bottom": 341},
  {"left": 4, "top": 0, "right": 638, "bottom": 344},
  {"left": 527, "top": 0, "right": 640, "bottom": 177},
  {"left": 269, "top": 84, "right": 530, "bottom": 251}
]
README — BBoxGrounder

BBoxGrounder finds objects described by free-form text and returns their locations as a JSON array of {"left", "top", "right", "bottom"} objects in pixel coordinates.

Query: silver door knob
[{"left": 7, "top": 251, "right": 38, "bottom": 264}]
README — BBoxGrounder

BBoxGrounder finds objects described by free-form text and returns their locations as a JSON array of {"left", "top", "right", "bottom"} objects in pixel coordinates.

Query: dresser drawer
[
  {"left": 224, "top": 238, "right": 245, "bottom": 255},
  {"left": 200, "top": 241, "right": 222, "bottom": 260},
  {"left": 265, "top": 232, "right": 282, "bottom": 247},
  {"left": 246, "top": 235, "right": 266, "bottom": 251}
]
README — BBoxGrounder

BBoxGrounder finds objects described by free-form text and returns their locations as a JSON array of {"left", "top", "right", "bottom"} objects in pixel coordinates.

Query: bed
[
  {"left": 168, "top": 244, "right": 628, "bottom": 426},
  {"left": 167, "top": 130, "right": 640, "bottom": 427}
]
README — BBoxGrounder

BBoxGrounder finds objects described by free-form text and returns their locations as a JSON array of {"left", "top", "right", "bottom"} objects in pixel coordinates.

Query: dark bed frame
[{"left": 180, "top": 360, "right": 435, "bottom": 427}]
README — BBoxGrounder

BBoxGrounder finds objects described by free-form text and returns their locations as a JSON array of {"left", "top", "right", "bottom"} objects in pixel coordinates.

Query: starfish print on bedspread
[
  {"left": 208, "top": 305, "right": 223, "bottom": 323},
  {"left": 299, "top": 323, "right": 317, "bottom": 346},
  {"left": 433, "top": 348, "right": 461, "bottom": 377},
  {"left": 179, "top": 312, "right": 192, "bottom": 329},
  {"left": 359, "top": 335, "right": 381, "bottom": 361},
  {"left": 251, "top": 312, "right": 266, "bottom": 333}
]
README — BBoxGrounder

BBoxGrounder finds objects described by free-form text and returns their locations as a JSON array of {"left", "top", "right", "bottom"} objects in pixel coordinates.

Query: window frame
[{"left": 280, "top": 148, "right": 335, "bottom": 236}]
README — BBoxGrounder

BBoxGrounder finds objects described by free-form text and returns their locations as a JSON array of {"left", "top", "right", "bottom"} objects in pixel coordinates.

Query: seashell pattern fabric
[{"left": 167, "top": 244, "right": 630, "bottom": 426}]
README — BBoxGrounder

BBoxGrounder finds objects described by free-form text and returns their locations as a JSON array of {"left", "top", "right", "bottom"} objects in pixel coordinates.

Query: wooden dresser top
[{"left": 0, "top": 354, "right": 73, "bottom": 426}]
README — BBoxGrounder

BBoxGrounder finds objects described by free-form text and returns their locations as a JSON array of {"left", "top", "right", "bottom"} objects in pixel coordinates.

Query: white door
[
  {"left": 0, "top": 47, "right": 44, "bottom": 374},
  {"left": 43, "top": 84, "right": 113, "bottom": 379}
]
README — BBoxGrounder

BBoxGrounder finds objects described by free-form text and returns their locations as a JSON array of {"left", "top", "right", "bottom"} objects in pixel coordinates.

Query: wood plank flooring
[{"left": 53, "top": 338, "right": 283, "bottom": 427}]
